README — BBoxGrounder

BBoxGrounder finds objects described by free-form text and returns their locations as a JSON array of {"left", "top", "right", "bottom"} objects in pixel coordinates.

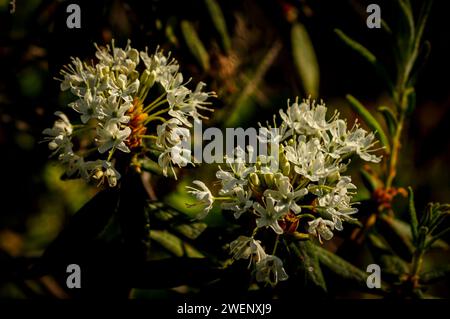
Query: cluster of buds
[
  {"left": 43, "top": 40, "right": 215, "bottom": 186},
  {"left": 187, "top": 98, "right": 382, "bottom": 286}
]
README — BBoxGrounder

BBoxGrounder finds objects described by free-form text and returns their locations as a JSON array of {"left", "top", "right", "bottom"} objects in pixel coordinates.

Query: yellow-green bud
[
  {"left": 264, "top": 173, "right": 274, "bottom": 188},
  {"left": 92, "top": 169, "right": 103, "bottom": 180},
  {"left": 249, "top": 172, "right": 260, "bottom": 188}
]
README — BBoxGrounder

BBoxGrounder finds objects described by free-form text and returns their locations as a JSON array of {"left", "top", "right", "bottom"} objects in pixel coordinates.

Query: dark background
[{"left": 0, "top": 0, "right": 449, "bottom": 298}]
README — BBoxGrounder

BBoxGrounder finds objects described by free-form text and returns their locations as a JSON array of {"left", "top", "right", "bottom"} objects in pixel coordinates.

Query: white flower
[
  {"left": 216, "top": 147, "right": 256, "bottom": 194},
  {"left": 60, "top": 57, "right": 86, "bottom": 92},
  {"left": 285, "top": 137, "right": 339, "bottom": 182},
  {"left": 156, "top": 118, "right": 186, "bottom": 148},
  {"left": 318, "top": 176, "right": 358, "bottom": 230},
  {"left": 140, "top": 48, "right": 179, "bottom": 85},
  {"left": 42, "top": 111, "right": 73, "bottom": 154},
  {"left": 157, "top": 143, "right": 193, "bottom": 180},
  {"left": 69, "top": 89, "right": 104, "bottom": 123},
  {"left": 95, "top": 121, "right": 131, "bottom": 154},
  {"left": 253, "top": 196, "right": 286, "bottom": 234},
  {"left": 229, "top": 236, "right": 267, "bottom": 265},
  {"left": 255, "top": 255, "right": 288, "bottom": 286},
  {"left": 108, "top": 74, "right": 139, "bottom": 102},
  {"left": 170, "top": 144, "right": 192, "bottom": 167},
  {"left": 329, "top": 121, "right": 381, "bottom": 163},
  {"left": 221, "top": 187, "right": 253, "bottom": 219},
  {"left": 60, "top": 152, "right": 86, "bottom": 178},
  {"left": 158, "top": 149, "right": 175, "bottom": 178},
  {"left": 345, "top": 127, "right": 381, "bottom": 163},
  {"left": 257, "top": 125, "right": 289, "bottom": 145},
  {"left": 100, "top": 95, "right": 132, "bottom": 124},
  {"left": 186, "top": 180, "right": 214, "bottom": 219},
  {"left": 95, "top": 40, "right": 139, "bottom": 74},
  {"left": 280, "top": 99, "right": 335, "bottom": 137},
  {"left": 264, "top": 173, "right": 308, "bottom": 214},
  {"left": 86, "top": 160, "right": 121, "bottom": 187},
  {"left": 308, "top": 217, "right": 335, "bottom": 243},
  {"left": 102, "top": 161, "right": 121, "bottom": 187}
]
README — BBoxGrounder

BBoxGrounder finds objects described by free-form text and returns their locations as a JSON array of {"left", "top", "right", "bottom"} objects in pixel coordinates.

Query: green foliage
[
  {"left": 291, "top": 22, "right": 319, "bottom": 97},
  {"left": 346, "top": 94, "right": 390, "bottom": 153}
]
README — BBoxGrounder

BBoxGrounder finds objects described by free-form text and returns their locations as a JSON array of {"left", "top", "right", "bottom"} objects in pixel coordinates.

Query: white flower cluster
[
  {"left": 187, "top": 98, "right": 381, "bottom": 286},
  {"left": 43, "top": 40, "right": 214, "bottom": 186}
]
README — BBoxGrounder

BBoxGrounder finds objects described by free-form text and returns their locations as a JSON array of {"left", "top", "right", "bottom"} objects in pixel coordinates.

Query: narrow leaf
[
  {"left": 415, "top": 0, "right": 433, "bottom": 51},
  {"left": 421, "top": 265, "right": 450, "bottom": 284},
  {"left": 291, "top": 22, "right": 319, "bottom": 97},
  {"left": 290, "top": 241, "right": 327, "bottom": 292},
  {"left": 379, "top": 254, "right": 409, "bottom": 276},
  {"left": 378, "top": 215, "right": 414, "bottom": 260},
  {"left": 335, "top": 29, "right": 393, "bottom": 94},
  {"left": 407, "top": 187, "right": 419, "bottom": 242},
  {"left": 150, "top": 230, "right": 204, "bottom": 258},
  {"left": 315, "top": 245, "right": 388, "bottom": 292},
  {"left": 140, "top": 157, "right": 175, "bottom": 179},
  {"left": 425, "top": 227, "right": 450, "bottom": 250},
  {"left": 405, "top": 87, "right": 416, "bottom": 116},
  {"left": 181, "top": 20, "right": 210, "bottom": 71},
  {"left": 397, "top": 0, "right": 415, "bottom": 53},
  {"left": 335, "top": 28, "right": 376, "bottom": 63},
  {"left": 377, "top": 106, "right": 398, "bottom": 137},
  {"left": 360, "top": 168, "right": 380, "bottom": 194},
  {"left": 204, "top": 0, "right": 231, "bottom": 53},
  {"left": 346, "top": 94, "right": 390, "bottom": 153},
  {"left": 146, "top": 201, "right": 207, "bottom": 240}
]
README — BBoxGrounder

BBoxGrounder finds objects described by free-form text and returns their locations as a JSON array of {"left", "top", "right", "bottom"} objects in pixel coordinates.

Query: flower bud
[
  {"left": 281, "top": 161, "right": 290, "bottom": 176},
  {"left": 92, "top": 169, "right": 104, "bottom": 180},
  {"left": 249, "top": 172, "right": 260, "bottom": 188},
  {"left": 264, "top": 173, "right": 274, "bottom": 188},
  {"left": 326, "top": 171, "right": 340, "bottom": 184},
  {"left": 140, "top": 69, "right": 150, "bottom": 83}
]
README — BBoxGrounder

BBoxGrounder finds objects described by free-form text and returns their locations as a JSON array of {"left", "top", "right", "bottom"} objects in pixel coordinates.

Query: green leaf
[
  {"left": 360, "top": 168, "right": 380, "bottom": 194},
  {"left": 381, "top": 19, "right": 392, "bottom": 34},
  {"left": 368, "top": 233, "right": 392, "bottom": 253},
  {"left": 181, "top": 20, "right": 210, "bottom": 71},
  {"left": 31, "top": 189, "right": 120, "bottom": 275},
  {"left": 140, "top": 157, "right": 175, "bottom": 179},
  {"left": 315, "top": 245, "right": 388, "bottom": 292},
  {"left": 290, "top": 241, "right": 327, "bottom": 292},
  {"left": 335, "top": 29, "right": 393, "bottom": 94},
  {"left": 397, "top": 0, "right": 415, "bottom": 55},
  {"left": 377, "top": 106, "right": 398, "bottom": 137},
  {"left": 335, "top": 29, "right": 376, "bottom": 63},
  {"left": 425, "top": 227, "right": 450, "bottom": 250},
  {"left": 378, "top": 215, "right": 414, "bottom": 261},
  {"left": 291, "top": 22, "right": 319, "bottom": 97},
  {"left": 414, "top": 0, "right": 433, "bottom": 52},
  {"left": 346, "top": 94, "right": 390, "bottom": 153},
  {"left": 204, "top": 0, "right": 231, "bottom": 53},
  {"left": 165, "top": 17, "right": 179, "bottom": 46},
  {"left": 420, "top": 265, "right": 450, "bottom": 284},
  {"left": 149, "top": 230, "right": 204, "bottom": 258},
  {"left": 405, "top": 87, "right": 416, "bottom": 116},
  {"left": 379, "top": 254, "right": 409, "bottom": 276},
  {"left": 146, "top": 201, "right": 207, "bottom": 240},
  {"left": 407, "top": 187, "right": 419, "bottom": 243},
  {"left": 408, "top": 41, "right": 431, "bottom": 88}
]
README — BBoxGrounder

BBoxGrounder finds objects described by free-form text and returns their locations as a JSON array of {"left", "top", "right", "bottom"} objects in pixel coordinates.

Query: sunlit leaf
[
  {"left": 291, "top": 22, "right": 319, "bottom": 97},
  {"left": 204, "top": 0, "right": 231, "bottom": 53},
  {"left": 346, "top": 94, "right": 390, "bottom": 154}
]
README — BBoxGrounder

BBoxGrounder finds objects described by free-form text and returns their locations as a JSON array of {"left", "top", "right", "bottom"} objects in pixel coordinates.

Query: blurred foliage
[{"left": 0, "top": 0, "right": 449, "bottom": 299}]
